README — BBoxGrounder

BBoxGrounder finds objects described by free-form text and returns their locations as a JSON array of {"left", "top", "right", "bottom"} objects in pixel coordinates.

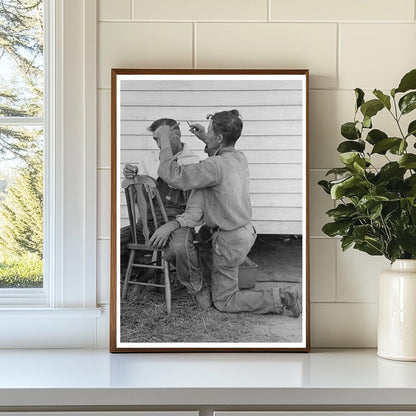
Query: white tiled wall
[{"left": 96, "top": 0, "right": 416, "bottom": 347}]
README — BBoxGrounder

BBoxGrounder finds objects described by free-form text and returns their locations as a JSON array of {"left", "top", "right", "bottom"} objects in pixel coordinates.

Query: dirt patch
[{"left": 249, "top": 235, "right": 302, "bottom": 283}]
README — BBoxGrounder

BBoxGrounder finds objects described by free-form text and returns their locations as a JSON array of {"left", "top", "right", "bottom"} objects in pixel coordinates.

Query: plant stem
[{"left": 390, "top": 97, "right": 406, "bottom": 139}]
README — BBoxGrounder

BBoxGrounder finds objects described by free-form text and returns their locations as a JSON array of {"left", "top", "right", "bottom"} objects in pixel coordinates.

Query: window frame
[
  {"left": 0, "top": 1, "right": 47, "bottom": 304},
  {"left": 0, "top": 0, "right": 100, "bottom": 348}
]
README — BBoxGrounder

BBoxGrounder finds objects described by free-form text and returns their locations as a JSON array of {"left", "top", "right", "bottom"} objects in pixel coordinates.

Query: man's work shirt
[
  {"left": 139, "top": 143, "right": 199, "bottom": 179},
  {"left": 132, "top": 143, "right": 200, "bottom": 220},
  {"left": 158, "top": 146, "right": 252, "bottom": 230}
]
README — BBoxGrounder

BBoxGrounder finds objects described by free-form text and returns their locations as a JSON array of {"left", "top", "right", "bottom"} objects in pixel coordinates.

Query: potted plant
[{"left": 319, "top": 68, "right": 416, "bottom": 361}]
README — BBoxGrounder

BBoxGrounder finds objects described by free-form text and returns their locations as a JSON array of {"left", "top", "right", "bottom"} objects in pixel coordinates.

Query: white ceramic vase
[{"left": 378, "top": 259, "right": 416, "bottom": 361}]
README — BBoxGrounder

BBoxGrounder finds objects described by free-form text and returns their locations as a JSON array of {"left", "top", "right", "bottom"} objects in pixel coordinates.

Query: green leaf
[
  {"left": 357, "top": 195, "right": 389, "bottom": 211},
  {"left": 399, "top": 154, "right": 416, "bottom": 169},
  {"left": 326, "top": 203, "right": 356, "bottom": 220},
  {"left": 366, "top": 129, "right": 387, "bottom": 145},
  {"left": 330, "top": 175, "right": 358, "bottom": 199},
  {"left": 338, "top": 152, "right": 370, "bottom": 170},
  {"left": 371, "top": 137, "right": 402, "bottom": 154},
  {"left": 354, "top": 241, "right": 383, "bottom": 256},
  {"left": 360, "top": 99, "right": 384, "bottom": 119},
  {"left": 363, "top": 116, "right": 372, "bottom": 129},
  {"left": 395, "top": 69, "right": 416, "bottom": 94},
  {"left": 355, "top": 88, "right": 365, "bottom": 110},
  {"left": 386, "top": 240, "right": 402, "bottom": 263},
  {"left": 325, "top": 167, "right": 351, "bottom": 176},
  {"left": 399, "top": 92, "right": 416, "bottom": 115},
  {"left": 407, "top": 120, "right": 416, "bottom": 138},
  {"left": 341, "top": 122, "right": 361, "bottom": 140},
  {"left": 369, "top": 203, "right": 383, "bottom": 220},
  {"left": 318, "top": 180, "right": 331, "bottom": 194},
  {"left": 322, "top": 221, "right": 351, "bottom": 237},
  {"left": 398, "top": 226, "right": 416, "bottom": 255},
  {"left": 337, "top": 140, "right": 365, "bottom": 153},
  {"left": 341, "top": 235, "right": 355, "bottom": 251},
  {"left": 373, "top": 89, "right": 391, "bottom": 110},
  {"left": 377, "top": 162, "right": 406, "bottom": 182},
  {"left": 353, "top": 224, "right": 374, "bottom": 240},
  {"left": 389, "top": 139, "right": 408, "bottom": 155},
  {"left": 339, "top": 152, "right": 360, "bottom": 167},
  {"left": 353, "top": 158, "right": 366, "bottom": 174}
]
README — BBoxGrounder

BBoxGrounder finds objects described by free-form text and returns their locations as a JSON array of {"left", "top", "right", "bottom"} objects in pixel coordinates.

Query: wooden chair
[{"left": 121, "top": 175, "right": 171, "bottom": 314}]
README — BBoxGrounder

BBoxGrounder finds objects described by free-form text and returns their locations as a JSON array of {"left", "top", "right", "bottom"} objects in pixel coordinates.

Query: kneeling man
[{"left": 150, "top": 110, "right": 300, "bottom": 317}]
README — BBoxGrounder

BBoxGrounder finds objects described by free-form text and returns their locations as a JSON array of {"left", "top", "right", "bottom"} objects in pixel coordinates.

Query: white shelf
[{"left": 0, "top": 349, "right": 415, "bottom": 409}]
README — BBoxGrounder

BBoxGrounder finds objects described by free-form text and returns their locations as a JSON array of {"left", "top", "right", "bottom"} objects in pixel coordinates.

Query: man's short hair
[
  {"left": 208, "top": 110, "right": 243, "bottom": 146},
  {"left": 147, "top": 118, "right": 179, "bottom": 132}
]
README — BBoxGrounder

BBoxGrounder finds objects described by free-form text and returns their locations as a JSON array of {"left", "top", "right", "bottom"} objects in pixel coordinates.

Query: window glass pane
[
  {"left": 0, "top": 126, "right": 43, "bottom": 288},
  {"left": 0, "top": 0, "right": 44, "bottom": 117}
]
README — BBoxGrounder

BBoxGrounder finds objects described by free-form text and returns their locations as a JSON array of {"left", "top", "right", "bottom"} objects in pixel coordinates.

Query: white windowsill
[
  {"left": 0, "top": 307, "right": 102, "bottom": 316},
  {"left": 0, "top": 349, "right": 415, "bottom": 410},
  {"left": 0, "top": 307, "right": 104, "bottom": 349}
]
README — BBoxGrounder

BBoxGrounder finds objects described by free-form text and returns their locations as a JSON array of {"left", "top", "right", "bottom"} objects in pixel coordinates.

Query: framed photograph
[{"left": 110, "top": 69, "right": 310, "bottom": 352}]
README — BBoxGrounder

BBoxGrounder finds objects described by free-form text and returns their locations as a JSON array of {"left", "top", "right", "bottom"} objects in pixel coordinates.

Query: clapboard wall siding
[
  {"left": 118, "top": 218, "right": 301, "bottom": 235},
  {"left": 121, "top": 120, "right": 302, "bottom": 136},
  {"left": 119, "top": 205, "right": 302, "bottom": 224},
  {"left": 121, "top": 91, "right": 302, "bottom": 106},
  {"left": 119, "top": 193, "right": 302, "bottom": 217},
  {"left": 119, "top": 79, "right": 303, "bottom": 234},
  {"left": 121, "top": 136, "right": 303, "bottom": 150},
  {"left": 121, "top": 149, "right": 302, "bottom": 164},
  {"left": 121, "top": 105, "right": 302, "bottom": 121},
  {"left": 252, "top": 221, "right": 302, "bottom": 235},
  {"left": 120, "top": 80, "right": 302, "bottom": 91},
  {"left": 119, "top": 179, "right": 301, "bottom": 195},
  {"left": 119, "top": 161, "right": 302, "bottom": 180}
]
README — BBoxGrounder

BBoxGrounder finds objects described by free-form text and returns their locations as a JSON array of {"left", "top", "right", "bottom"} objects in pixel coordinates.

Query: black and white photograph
[{"left": 110, "top": 69, "right": 309, "bottom": 352}]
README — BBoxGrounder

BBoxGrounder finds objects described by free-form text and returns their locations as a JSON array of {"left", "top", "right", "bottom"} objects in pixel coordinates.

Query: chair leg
[
  {"left": 122, "top": 250, "right": 135, "bottom": 300},
  {"left": 163, "top": 259, "right": 171, "bottom": 314}
]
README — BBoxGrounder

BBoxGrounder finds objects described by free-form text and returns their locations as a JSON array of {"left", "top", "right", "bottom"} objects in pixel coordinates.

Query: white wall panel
[
  {"left": 196, "top": 23, "right": 337, "bottom": 89},
  {"left": 98, "top": 89, "right": 111, "bottom": 168},
  {"left": 98, "top": 22, "right": 193, "bottom": 89},
  {"left": 340, "top": 24, "right": 416, "bottom": 90},
  {"left": 96, "top": 0, "right": 415, "bottom": 346},
  {"left": 133, "top": 0, "right": 268, "bottom": 21},
  {"left": 336, "top": 245, "right": 390, "bottom": 303},
  {"left": 310, "top": 239, "right": 336, "bottom": 302},
  {"left": 98, "top": 170, "right": 111, "bottom": 238},
  {"left": 270, "top": 0, "right": 415, "bottom": 21},
  {"left": 311, "top": 303, "right": 378, "bottom": 347}
]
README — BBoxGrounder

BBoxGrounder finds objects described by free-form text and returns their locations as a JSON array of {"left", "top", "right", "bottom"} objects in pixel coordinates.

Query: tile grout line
[
  {"left": 333, "top": 225, "right": 338, "bottom": 303},
  {"left": 193, "top": 22, "right": 197, "bottom": 69},
  {"left": 130, "top": 0, "right": 133, "bottom": 20},
  {"left": 98, "top": 19, "right": 416, "bottom": 24},
  {"left": 267, "top": 0, "right": 271, "bottom": 22},
  {"left": 96, "top": 87, "right": 395, "bottom": 92},
  {"left": 311, "top": 301, "right": 378, "bottom": 305},
  {"left": 334, "top": 190, "right": 340, "bottom": 304},
  {"left": 336, "top": 22, "right": 340, "bottom": 90}
]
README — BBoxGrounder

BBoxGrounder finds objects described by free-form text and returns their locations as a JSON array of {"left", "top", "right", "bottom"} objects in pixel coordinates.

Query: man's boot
[{"left": 279, "top": 286, "right": 301, "bottom": 318}]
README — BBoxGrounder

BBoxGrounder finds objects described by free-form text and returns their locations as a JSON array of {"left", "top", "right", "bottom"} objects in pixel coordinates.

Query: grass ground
[
  {"left": 0, "top": 252, "right": 43, "bottom": 288},
  {"left": 120, "top": 235, "right": 303, "bottom": 344},
  {"left": 120, "top": 282, "right": 301, "bottom": 344}
]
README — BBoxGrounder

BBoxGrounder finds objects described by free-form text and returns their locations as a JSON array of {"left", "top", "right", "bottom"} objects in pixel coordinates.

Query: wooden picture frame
[{"left": 110, "top": 69, "right": 310, "bottom": 352}]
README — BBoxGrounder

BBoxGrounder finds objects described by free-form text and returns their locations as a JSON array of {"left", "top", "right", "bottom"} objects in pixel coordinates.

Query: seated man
[{"left": 122, "top": 118, "right": 203, "bottom": 296}]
